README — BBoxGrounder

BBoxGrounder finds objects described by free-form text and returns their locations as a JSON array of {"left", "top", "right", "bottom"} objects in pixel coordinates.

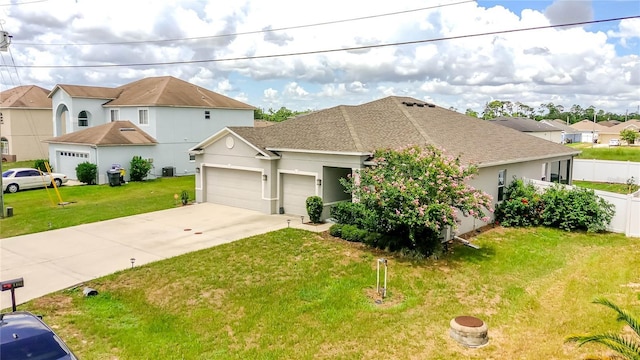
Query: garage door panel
[
  {"left": 282, "top": 174, "right": 315, "bottom": 216},
  {"left": 206, "top": 168, "right": 262, "bottom": 212}
]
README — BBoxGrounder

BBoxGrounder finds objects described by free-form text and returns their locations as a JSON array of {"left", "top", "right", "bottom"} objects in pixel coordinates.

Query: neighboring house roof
[
  {"left": 541, "top": 119, "right": 581, "bottom": 134},
  {"left": 603, "top": 120, "right": 640, "bottom": 134},
  {"left": 43, "top": 120, "right": 158, "bottom": 146},
  {"left": 197, "top": 96, "right": 579, "bottom": 167},
  {"left": 105, "top": 76, "right": 255, "bottom": 109},
  {"left": 49, "top": 84, "right": 120, "bottom": 100},
  {"left": 0, "top": 85, "right": 52, "bottom": 109},
  {"left": 48, "top": 76, "right": 254, "bottom": 110},
  {"left": 570, "top": 120, "right": 609, "bottom": 132},
  {"left": 489, "top": 117, "right": 561, "bottom": 133},
  {"left": 598, "top": 120, "right": 621, "bottom": 127}
]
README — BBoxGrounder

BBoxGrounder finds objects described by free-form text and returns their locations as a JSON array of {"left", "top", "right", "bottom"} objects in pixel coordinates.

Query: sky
[{"left": 0, "top": 0, "right": 638, "bottom": 115}]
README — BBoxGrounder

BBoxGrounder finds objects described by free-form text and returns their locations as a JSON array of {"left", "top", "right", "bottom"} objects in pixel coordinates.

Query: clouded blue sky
[{"left": 1, "top": 0, "right": 638, "bottom": 115}]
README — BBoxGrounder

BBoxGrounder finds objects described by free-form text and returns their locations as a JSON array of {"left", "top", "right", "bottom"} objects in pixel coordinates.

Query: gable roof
[
  {"left": 105, "top": 76, "right": 255, "bottom": 109},
  {"left": 43, "top": 120, "right": 157, "bottom": 146},
  {"left": 49, "top": 84, "right": 120, "bottom": 100},
  {"left": 48, "top": 76, "right": 254, "bottom": 110},
  {"left": 212, "top": 96, "right": 578, "bottom": 166},
  {"left": 603, "top": 119, "right": 640, "bottom": 134},
  {"left": 489, "top": 117, "right": 561, "bottom": 133},
  {"left": 570, "top": 119, "right": 609, "bottom": 132},
  {"left": 541, "top": 119, "right": 581, "bottom": 134},
  {"left": 0, "top": 85, "right": 52, "bottom": 109}
]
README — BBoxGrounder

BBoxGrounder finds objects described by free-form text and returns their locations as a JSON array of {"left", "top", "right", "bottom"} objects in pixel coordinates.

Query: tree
[
  {"left": 254, "top": 106, "right": 310, "bottom": 122},
  {"left": 620, "top": 129, "right": 639, "bottom": 145},
  {"left": 465, "top": 108, "right": 479, "bottom": 118},
  {"left": 566, "top": 297, "right": 640, "bottom": 360},
  {"left": 340, "top": 145, "right": 493, "bottom": 254}
]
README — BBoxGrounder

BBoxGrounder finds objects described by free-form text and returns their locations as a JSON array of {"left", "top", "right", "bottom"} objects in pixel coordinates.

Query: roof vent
[
  {"left": 120, "top": 128, "right": 136, "bottom": 131},
  {"left": 426, "top": 103, "right": 436, "bottom": 108}
]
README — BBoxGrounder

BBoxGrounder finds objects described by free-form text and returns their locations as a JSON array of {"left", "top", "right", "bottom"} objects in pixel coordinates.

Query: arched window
[{"left": 78, "top": 111, "right": 89, "bottom": 127}]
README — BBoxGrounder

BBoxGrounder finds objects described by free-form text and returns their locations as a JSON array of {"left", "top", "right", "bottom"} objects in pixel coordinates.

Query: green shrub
[
  {"left": 33, "top": 159, "right": 52, "bottom": 172},
  {"left": 305, "top": 196, "right": 323, "bottom": 223},
  {"left": 129, "top": 156, "right": 152, "bottom": 181},
  {"left": 496, "top": 179, "right": 615, "bottom": 233},
  {"left": 329, "top": 224, "right": 343, "bottom": 238},
  {"left": 540, "top": 185, "right": 615, "bottom": 232},
  {"left": 340, "top": 225, "right": 368, "bottom": 242},
  {"left": 75, "top": 162, "right": 98, "bottom": 185},
  {"left": 494, "top": 179, "right": 542, "bottom": 227},
  {"left": 330, "top": 201, "right": 377, "bottom": 230},
  {"left": 180, "top": 190, "right": 190, "bottom": 205}
]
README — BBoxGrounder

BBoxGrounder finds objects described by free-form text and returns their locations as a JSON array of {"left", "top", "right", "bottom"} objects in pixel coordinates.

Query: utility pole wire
[
  {"left": 14, "top": 0, "right": 475, "bottom": 46},
  {"left": 8, "top": 15, "right": 639, "bottom": 70}
]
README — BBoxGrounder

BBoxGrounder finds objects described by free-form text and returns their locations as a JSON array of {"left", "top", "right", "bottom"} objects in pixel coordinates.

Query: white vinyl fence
[
  {"left": 526, "top": 178, "right": 640, "bottom": 238},
  {"left": 573, "top": 159, "right": 640, "bottom": 184}
]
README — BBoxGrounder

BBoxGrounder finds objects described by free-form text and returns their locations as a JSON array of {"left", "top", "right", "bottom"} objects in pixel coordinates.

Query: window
[
  {"left": 138, "top": 108, "right": 149, "bottom": 125},
  {"left": 1, "top": 137, "right": 8, "bottom": 155},
  {"left": 110, "top": 109, "right": 119, "bottom": 122},
  {"left": 497, "top": 169, "right": 506, "bottom": 201},
  {"left": 189, "top": 154, "right": 196, "bottom": 161},
  {"left": 204, "top": 110, "right": 211, "bottom": 120},
  {"left": 78, "top": 111, "right": 88, "bottom": 127}
]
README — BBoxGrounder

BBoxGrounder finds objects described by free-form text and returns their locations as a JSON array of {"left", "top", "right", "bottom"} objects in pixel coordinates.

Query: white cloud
[{"left": 0, "top": 0, "right": 637, "bottom": 114}]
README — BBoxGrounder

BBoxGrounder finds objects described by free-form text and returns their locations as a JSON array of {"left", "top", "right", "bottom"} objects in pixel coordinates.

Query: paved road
[{"left": 1, "top": 203, "right": 330, "bottom": 309}]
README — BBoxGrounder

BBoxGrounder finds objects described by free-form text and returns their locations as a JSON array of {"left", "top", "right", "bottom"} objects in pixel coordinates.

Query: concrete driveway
[{"left": 1, "top": 203, "right": 329, "bottom": 309}]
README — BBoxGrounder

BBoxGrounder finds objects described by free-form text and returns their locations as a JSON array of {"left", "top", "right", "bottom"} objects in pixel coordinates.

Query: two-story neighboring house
[
  {"left": 44, "top": 76, "right": 254, "bottom": 184},
  {"left": 0, "top": 85, "right": 53, "bottom": 161}
]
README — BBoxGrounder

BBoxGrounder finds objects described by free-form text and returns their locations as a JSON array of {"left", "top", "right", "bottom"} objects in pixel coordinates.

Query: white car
[{"left": 1, "top": 168, "right": 69, "bottom": 193}]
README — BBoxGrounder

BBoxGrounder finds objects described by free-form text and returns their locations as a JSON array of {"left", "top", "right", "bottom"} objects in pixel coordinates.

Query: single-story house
[
  {"left": 540, "top": 119, "right": 583, "bottom": 143},
  {"left": 570, "top": 120, "right": 609, "bottom": 143},
  {"left": 190, "top": 96, "right": 580, "bottom": 235},
  {"left": 46, "top": 76, "right": 254, "bottom": 183},
  {"left": 0, "top": 85, "right": 53, "bottom": 161},
  {"left": 489, "top": 117, "right": 563, "bottom": 143},
  {"left": 597, "top": 120, "right": 640, "bottom": 145}
]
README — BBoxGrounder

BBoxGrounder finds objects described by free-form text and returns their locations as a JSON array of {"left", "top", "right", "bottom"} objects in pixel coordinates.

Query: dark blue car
[{"left": 0, "top": 311, "right": 78, "bottom": 360}]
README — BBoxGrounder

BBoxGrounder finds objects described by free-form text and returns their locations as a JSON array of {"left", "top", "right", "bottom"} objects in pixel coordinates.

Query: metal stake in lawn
[{"left": 376, "top": 258, "right": 388, "bottom": 299}]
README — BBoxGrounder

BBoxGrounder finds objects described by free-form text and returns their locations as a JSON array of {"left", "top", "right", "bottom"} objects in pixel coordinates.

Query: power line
[
  {"left": 9, "top": 15, "right": 639, "bottom": 70},
  {"left": 14, "top": 0, "right": 475, "bottom": 46}
]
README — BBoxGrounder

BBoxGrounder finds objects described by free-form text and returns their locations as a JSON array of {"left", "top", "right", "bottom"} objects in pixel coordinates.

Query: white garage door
[
  {"left": 281, "top": 174, "right": 316, "bottom": 216},
  {"left": 205, "top": 167, "right": 262, "bottom": 211},
  {"left": 57, "top": 151, "right": 90, "bottom": 180}
]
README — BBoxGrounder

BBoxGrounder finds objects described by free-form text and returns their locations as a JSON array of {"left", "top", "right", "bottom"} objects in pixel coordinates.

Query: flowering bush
[
  {"left": 495, "top": 180, "right": 615, "bottom": 232},
  {"left": 339, "top": 145, "right": 493, "bottom": 255}
]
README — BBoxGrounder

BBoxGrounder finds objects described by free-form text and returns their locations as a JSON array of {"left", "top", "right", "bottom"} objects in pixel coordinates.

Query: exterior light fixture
[
  {"left": 195, "top": 167, "right": 200, "bottom": 173},
  {"left": 262, "top": 174, "right": 268, "bottom": 181},
  {"left": 316, "top": 179, "right": 322, "bottom": 186}
]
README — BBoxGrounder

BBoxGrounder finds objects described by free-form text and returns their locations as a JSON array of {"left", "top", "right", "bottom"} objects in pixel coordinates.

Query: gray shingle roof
[
  {"left": 43, "top": 121, "right": 157, "bottom": 146},
  {"left": 489, "top": 117, "right": 561, "bottom": 132},
  {"left": 228, "top": 96, "right": 579, "bottom": 166}
]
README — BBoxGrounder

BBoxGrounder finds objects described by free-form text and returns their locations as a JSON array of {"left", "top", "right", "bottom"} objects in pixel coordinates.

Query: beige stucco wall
[{"left": 2, "top": 108, "right": 53, "bottom": 161}]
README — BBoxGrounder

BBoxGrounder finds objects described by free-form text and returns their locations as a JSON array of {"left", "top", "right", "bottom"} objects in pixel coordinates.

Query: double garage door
[
  {"left": 205, "top": 167, "right": 263, "bottom": 212},
  {"left": 204, "top": 168, "right": 316, "bottom": 216}
]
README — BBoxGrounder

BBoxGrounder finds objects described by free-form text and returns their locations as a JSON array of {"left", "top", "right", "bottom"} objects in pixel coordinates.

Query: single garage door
[
  {"left": 57, "top": 151, "right": 90, "bottom": 180},
  {"left": 205, "top": 167, "right": 263, "bottom": 211},
  {"left": 281, "top": 174, "right": 316, "bottom": 216}
]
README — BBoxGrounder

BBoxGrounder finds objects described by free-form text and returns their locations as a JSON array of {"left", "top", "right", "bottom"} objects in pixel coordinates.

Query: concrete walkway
[{"left": 1, "top": 203, "right": 331, "bottom": 309}]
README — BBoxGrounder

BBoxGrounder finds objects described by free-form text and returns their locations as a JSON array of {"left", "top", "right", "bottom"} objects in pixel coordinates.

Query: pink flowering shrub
[{"left": 339, "top": 145, "right": 493, "bottom": 255}]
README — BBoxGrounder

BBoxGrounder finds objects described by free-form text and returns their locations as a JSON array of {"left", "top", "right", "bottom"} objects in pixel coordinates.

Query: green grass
[
  {"left": 0, "top": 176, "right": 195, "bottom": 238},
  {"left": 574, "top": 180, "right": 639, "bottom": 194},
  {"left": 568, "top": 143, "right": 640, "bottom": 162},
  {"left": 17, "top": 227, "right": 640, "bottom": 359}
]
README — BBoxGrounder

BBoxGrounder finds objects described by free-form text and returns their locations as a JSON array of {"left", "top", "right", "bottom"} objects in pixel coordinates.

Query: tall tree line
[{"left": 466, "top": 100, "right": 640, "bottom": 123}]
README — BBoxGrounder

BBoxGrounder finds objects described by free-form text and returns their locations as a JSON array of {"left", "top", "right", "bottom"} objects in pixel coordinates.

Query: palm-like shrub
[{"left": 566, "top": 297, "right": 640, "bottom": 360}]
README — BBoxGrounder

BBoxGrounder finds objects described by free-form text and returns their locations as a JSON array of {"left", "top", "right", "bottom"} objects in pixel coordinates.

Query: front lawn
[
  {"left": 17, "top": 227, "right": 640, "bottom": 359},
  {"left": 0, "top": 176, "right": 195, "bottom": 238},
  {"left": 568, "top": 143, "right": 640, "bottom": 162}
]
